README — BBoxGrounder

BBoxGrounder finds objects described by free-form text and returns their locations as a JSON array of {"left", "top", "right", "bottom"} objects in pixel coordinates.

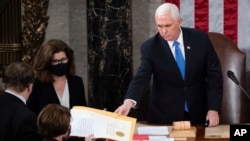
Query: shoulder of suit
[
  {"left": 142, "top": 33, "right": 162, "bottom": 45},
  {"left": 182, "top": 27, "right": 207, "bottom": 35}
]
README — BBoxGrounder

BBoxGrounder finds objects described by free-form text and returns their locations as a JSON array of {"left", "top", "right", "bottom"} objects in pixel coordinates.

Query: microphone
[{"left": 227, "top": 70, "right": 250, "bottom": 99}]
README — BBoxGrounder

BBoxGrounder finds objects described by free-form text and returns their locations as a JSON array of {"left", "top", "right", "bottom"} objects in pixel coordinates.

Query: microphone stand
[
  {"left": 227, "top": 70, "right": 250, "bottom": 99},
  {"left": 235, "top": 83, "right": 250, "bottom": 99}
]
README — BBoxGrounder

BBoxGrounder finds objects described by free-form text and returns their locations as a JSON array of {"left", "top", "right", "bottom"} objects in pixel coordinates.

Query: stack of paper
[
  {"left": 70, "top": 106, "right": 136, "bottom": 141},
  {"left": 135, "top": 123, "right": 174, "bottom": 141}
]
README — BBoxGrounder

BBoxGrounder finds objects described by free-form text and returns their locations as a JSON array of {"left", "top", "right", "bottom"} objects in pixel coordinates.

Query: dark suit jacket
[
  {"left": 125, "top": 27, "right": 223, "bottom": 124},
  {"left": 0, "top": 92, "right": 42, "bottom": 141},
  {"left": 27, "top": 75, "right": 87, "bottom": 115}
]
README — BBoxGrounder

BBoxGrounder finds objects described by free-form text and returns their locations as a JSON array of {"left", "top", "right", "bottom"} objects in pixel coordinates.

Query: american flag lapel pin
[{"left": 187, "top": 46, "right": 191, "bottom": 50}]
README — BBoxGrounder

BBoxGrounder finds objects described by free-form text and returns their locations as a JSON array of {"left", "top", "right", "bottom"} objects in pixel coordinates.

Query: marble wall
[{"left": 86, "top": 0, "right": 133, "bottom": 111}]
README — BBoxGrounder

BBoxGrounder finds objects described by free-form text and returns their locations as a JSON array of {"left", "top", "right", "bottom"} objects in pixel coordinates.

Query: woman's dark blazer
[
  {"left": 0, "top": 93, "right": 42, "bottom": 141},
  {"left": 27, "top": 75, "right": 87, "bottom": 115},
  {"left": 125, "top": 27, "right": 223, "bottom": 124}
]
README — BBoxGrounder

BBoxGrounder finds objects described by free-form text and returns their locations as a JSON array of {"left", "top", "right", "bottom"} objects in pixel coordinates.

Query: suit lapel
[
  {"left": 158, "top": 35, "right": 184, "bottom": 80},
  {"left": 66, "top": 76, "right": 73, "bottom": 107},
  {"left": 182, "top": 28, "right": 193, "bottom": 80}
]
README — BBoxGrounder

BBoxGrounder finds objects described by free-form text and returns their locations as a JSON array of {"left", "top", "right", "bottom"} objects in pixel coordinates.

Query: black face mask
[{"left": 49, "top": 63, "right": 69, "bottom": 76}]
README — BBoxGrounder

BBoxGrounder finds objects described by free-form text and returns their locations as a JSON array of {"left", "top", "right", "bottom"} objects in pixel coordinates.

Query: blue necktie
[
  {"left": 173, "top": 41, "right": 185, "bottom": 79},
  {"left": 173, "top": 41, "right": 188, "bottom": 112}
]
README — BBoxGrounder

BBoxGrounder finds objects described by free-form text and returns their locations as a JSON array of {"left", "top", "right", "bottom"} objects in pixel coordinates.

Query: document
[
  {"left": 205, "top": 125, "right": 229, "bottom": 138},
  {"left": 69, "top": 106, "right": 137, "bottom": 141},
  {"left": 133, "top": 134, "right": 173, "bottom": 141},
  {"left": 137, "top": 126, "right": 169, "bottom": 135},
  {"left": 148, "top": 136, "right": 174, "bottom": 141},
  {"left": 136, "top": 123, "right": 169, "bottom": 135}
]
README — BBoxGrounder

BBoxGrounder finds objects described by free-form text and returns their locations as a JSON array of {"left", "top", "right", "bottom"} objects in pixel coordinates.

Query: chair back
[{"left": 208, "top": 32, "right": 247, "bottom": 124}]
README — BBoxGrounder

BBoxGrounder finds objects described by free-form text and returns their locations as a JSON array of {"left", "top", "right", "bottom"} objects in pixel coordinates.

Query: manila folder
[{"left": 70, "top": 106, "right": 137, "bottom": 141}]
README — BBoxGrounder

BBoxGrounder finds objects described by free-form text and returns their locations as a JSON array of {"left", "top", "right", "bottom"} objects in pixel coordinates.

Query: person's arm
[
  {"left": 16, "top": 113, "right": 42, "bottom": 141},
  {"left": 205, "top": 33, "right": 223, "bottom": 127},
  {"left": 115, "top": 39, "right": 154, "bottom": 115},
  {"left": 114, "top": 99, "right": 136, "bottom": 115}
]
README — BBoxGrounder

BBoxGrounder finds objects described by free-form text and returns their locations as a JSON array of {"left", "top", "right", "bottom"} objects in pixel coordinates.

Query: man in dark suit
[
  {"left": 0, "top": 62, "right": 42, "bottom": 141},
  {"left": 115, "top": 3, "right": 223, "bottom": 126}
]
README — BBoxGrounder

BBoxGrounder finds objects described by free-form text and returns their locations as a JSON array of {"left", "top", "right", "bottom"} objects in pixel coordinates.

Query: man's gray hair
[{"left": 155, "top": 3, "right": 180, "bottom": 20}]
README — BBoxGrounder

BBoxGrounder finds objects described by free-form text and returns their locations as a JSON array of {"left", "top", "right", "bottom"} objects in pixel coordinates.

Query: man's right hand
[{"left": 114, "top": 99, "right": 134, "bottom": 116}]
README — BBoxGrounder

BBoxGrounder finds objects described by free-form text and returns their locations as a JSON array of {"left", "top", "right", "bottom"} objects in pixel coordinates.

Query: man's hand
[
  {"left": 206, "top": 110, "right": 219, "bottom": 127},
  {"left": 114, "top": 99, "right": 134, "bottom": 116},
  {"left": 85, "top": 134, "right": 95, "bottom": 141}
]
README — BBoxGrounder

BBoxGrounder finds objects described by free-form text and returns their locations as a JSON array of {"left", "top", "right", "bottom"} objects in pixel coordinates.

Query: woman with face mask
[{"left": 27, "top": 39, "right": 87, "bottom": 116}]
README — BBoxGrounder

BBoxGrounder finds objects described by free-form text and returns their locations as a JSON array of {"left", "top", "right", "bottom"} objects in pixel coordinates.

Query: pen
[{"left": 204, "top": 120, "right": 210, "bottom": 127}]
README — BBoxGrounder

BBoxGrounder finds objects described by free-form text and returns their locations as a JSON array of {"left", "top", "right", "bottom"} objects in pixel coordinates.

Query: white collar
[{"left": 5, "top": 89, "right": 26, "bottom": 104}]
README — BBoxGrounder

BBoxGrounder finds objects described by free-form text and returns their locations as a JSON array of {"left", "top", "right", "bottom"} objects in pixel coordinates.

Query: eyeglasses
[{"left": 51, "top": 57, "right": 68, "bottom": 65}]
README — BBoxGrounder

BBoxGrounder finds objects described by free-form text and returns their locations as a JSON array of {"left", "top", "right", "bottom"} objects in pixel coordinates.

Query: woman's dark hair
[{"left": 33, "top": 39, "right": 76, "bottom": 83}]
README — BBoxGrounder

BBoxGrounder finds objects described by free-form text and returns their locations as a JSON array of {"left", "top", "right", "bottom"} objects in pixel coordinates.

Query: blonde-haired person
[
  {"left": 37, "top": 104, "right": 94, "bottom": 141},
  {"left": 27, "top": 39, "right": 87, "bottom": 115}
]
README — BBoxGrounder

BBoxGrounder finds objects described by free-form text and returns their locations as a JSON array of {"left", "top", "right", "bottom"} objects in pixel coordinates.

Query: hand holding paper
[{"left": 69, "top": 106, "right": 136, "bottom": 141}]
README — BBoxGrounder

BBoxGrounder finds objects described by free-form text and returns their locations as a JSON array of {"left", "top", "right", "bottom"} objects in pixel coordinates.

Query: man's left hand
[{"left": 206, "top": 110, "right": 219, "bottom": 127}]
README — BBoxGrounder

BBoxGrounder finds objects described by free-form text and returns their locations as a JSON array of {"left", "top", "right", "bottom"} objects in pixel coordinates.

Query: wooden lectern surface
[
  {"left": 69, "top": 124, "right": 230, "bottom": 141},
  {"left": 136, "top": 122, "right": 229, "bottom": 141}
]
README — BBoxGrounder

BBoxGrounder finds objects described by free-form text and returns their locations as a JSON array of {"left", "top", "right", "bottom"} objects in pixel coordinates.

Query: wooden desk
[
  {"left": 69, "top": 124, "right": 230, "bottom": 141},
  {"left": 136, "top": 122, "right": 229, "bottom": 141}
]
